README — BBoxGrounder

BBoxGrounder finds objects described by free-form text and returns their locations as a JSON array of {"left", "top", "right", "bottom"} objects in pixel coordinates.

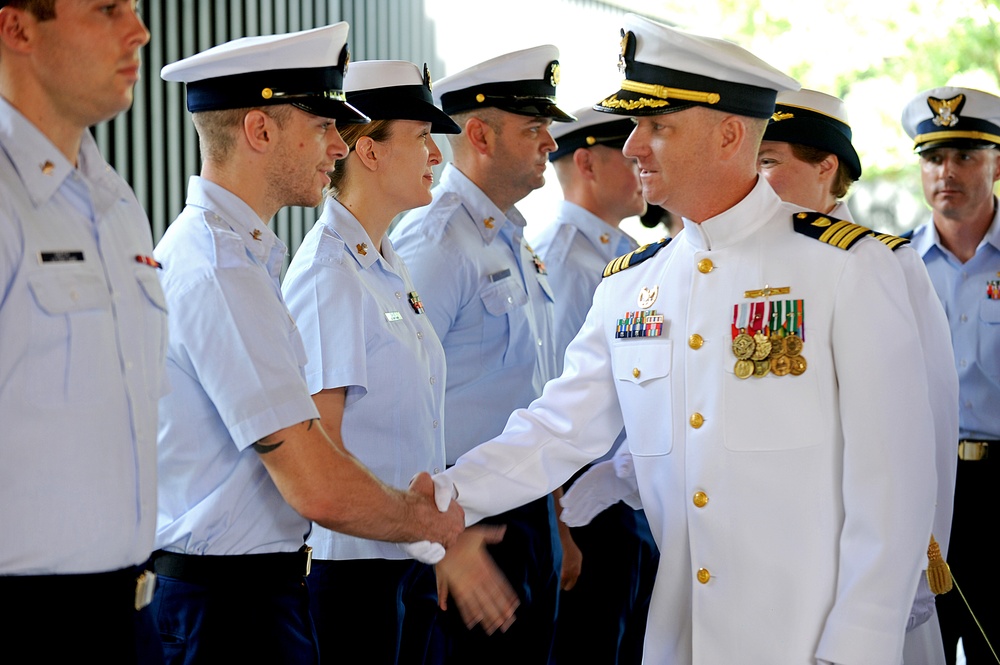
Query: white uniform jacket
[{"left": 441, "top": 178, "right": 937, "bottom": 664}]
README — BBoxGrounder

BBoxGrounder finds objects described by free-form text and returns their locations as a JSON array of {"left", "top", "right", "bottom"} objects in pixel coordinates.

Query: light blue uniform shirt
[
  {"left": 283, "top": 197, "right": 447, "bottom": 561},
  {"left": 530, "top": 201, "right": 638, "bottom": 372},
  {"left": 0, "top": 98, "right": 166, "bottom": 574},
  {"left": 391, "top": 164, "right": 558, "bottom": 463},
  {"left": 911, "top": 204, "right": 1000, "bottom": 440},
  {"left": 154, "top": 176, "right": 319, "bottom": 556}
]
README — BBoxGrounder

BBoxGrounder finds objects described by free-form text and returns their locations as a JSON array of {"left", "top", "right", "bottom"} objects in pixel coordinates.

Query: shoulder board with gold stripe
[
  {"left": 603, "top": 237, "right": 671, "bottom": 278},
  {"left": 792, "top": 212, "right": 910, "bottom": 251}
]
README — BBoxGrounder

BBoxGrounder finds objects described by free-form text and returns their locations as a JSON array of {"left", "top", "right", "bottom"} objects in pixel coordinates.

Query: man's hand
[
  {"left": 435, "top": 525, "right": 519, "bottom": 635},
  {"left": 559, "top": 528, "right": 583, "bottom": 591},
  {"left": 408, "top": 472, "right": 465, "bottom": 550},
  {"left": 553, "top": 487, "right": 582, "bottom": 591}
]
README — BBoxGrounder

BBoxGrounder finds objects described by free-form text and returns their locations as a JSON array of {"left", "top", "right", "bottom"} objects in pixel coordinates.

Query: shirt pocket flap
[
  {"left": 613, "top": 340, "right": 672, "bottom": 385},
  {"left": 481, "top": 277, "right": 528, "bottom": 317},
  {"left": 980, "top": 299, "right": 1000, "bottom": 323},
  {"left": 28, "top": 272, "right": 111, "bottom": 314}
]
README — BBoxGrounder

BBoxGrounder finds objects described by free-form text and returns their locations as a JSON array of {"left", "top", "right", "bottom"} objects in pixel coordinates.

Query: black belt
[
  {"left": 151, "top": 546, "right": 312, "bottom": 586},
  {"left": 958, "top": 439, "right": 997, "bottom": 462},
  {"left": 0, "top": 562, "right": 156, "bottom": 610}
]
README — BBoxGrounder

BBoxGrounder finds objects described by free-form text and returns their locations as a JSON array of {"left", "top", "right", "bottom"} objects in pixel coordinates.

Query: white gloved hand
[
  {"left": 396, "top": 473, "right": 460, "bottom": 564},
  {"left": 559, "top": 451, "right": 642, "bottom": 527},
  {"left": 397, "top": 540, "right": 445, "bottom": 565}
]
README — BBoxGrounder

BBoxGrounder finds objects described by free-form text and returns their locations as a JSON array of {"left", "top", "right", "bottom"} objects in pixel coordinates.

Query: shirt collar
[
  {"left": 682, "top": 176, "right": 781, "bottom": 251},
  {"left": 910, "top": 196, "right": 1000, "bottom": 259},
  {"left": 556, "top": 200, "right": 637, "bottom": 258},
  {"left": 0, "top": 96, "right": 131, "bottom": 214},
  {"left": 320, "top": 196, "right": 385, "bottom": 270},
  {"left": 185, "top": 175, "right": 286, "bottom": 274},
  {"left": 439, "top": 163, "right": 525, "bottom": 244}
]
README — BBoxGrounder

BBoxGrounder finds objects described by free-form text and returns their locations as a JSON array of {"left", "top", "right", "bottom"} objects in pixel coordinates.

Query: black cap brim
[
  {"left": 347, "top": 86, "right": 460, "bottom": 134},
  {"left": 915, "top": 138, "right": 999, "bottom": 154},
  {"left": 292, "top": 98, "right": 369, "bottom": 124},
  {"left": 764, "top": 118, "right": 861, "bottom": 180},
  {"left": 496, "top": 99, "right": 577, "bottom": 122}
]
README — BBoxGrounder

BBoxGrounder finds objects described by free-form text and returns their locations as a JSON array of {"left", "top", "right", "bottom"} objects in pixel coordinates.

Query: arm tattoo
[
  {"left": 252, "top": 439, "right": 285, "bottom": 454},
  {"left": 251, "top": 419, "right": 317, "bottom": 454}
]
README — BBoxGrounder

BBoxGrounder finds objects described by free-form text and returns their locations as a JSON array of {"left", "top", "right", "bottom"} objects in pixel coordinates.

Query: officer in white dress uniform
[
  {"left": 759, "top": 88, "right": 959, "bottom": 665},
  {"left": 152, "top": 25, "right": 464, "bottom": 664},
  {"left": 530, "top": 106, "right": 658, "bottom": 664},
  {"left": 433, "top": 14, "right": 938, "bottom": 665}
]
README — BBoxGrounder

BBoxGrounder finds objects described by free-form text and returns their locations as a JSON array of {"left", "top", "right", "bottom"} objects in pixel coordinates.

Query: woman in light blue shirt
[{"left": 283, "top": 60, "right": 514, "bottom": 664}]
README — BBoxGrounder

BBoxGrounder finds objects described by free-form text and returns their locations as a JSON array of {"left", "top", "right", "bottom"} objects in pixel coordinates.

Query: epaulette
[
  {"left": 603, "top": 237, "right": 671, "bottom": 278},
  {"left": 792, "top": 212, "right": 911, "bottom": 251}
]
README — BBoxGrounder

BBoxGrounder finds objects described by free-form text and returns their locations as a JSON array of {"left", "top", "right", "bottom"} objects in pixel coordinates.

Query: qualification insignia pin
[{"left": 637, "top": 286, "right": 658, "bottom": 309}]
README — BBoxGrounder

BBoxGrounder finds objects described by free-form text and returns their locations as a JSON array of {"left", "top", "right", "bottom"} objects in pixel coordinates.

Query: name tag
[
  {"left": 39, "top": 250, "right": 85, "bottom": 264},
  {"left": 489, "top": 268, "right": 511, "bottom": 282},
  {"left": 384, "top": 311, "right": 403, "bottom": 322}
]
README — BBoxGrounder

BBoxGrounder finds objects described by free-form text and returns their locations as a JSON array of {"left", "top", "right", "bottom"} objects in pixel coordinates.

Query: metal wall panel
[
  {"left": 93, "top": 0, "right": 626, "bottom": 260},
  {"left": 95, "top": 0, "right": 442, "bottom": 262}
]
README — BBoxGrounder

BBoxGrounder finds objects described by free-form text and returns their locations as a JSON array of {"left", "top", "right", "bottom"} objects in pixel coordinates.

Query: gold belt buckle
[
  {"left": 958, "top": 441, "right": 989, "bottom": 461},
  {"left": 134, "top": 570, "right": 157, "bottom": 610}
]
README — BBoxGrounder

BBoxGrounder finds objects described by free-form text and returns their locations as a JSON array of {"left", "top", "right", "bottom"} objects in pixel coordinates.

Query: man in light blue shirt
[
  {"left": 531, "top": 106, "right": 658, "bottom": 665},
  {"left": 391, "top": 45, "right": 575, "bottom": 663},
  {"left": 902, "top": 86, "right": 1000, "bottom": 664},
  {"left": 0, "top": 1, "right": 165, "bottom": 661},
  {"left": 151, "top": 25, "right": 464, "bottom": 664}
]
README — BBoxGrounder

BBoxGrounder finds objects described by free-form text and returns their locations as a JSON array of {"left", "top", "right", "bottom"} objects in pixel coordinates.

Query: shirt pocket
[
  {"left": 978, "top": 299, "right": 1000, "bottom": 378},
  {"left": 612, "top": 339, "right": 673, "bottom": 456},
  {"left": 480, "top": 276, "right": 529, "bottom": 372},
  {"left": 27, "top": 270, "right": 113, "bottom": 404}
]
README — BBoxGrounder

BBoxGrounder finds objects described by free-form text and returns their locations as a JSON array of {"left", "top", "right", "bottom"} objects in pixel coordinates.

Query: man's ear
[
  {"left": 717, "top": 114, "right": 746, "bottom": 158},
  {"left": 0, "top": 6, "right": 35, "bottom": 54},
  {"left": 572, "top": 147, "right": 596, "bottom": 179},
  {"left": 242, "top": 109, "right": 275, "bottom": 154},
  {"left": 464, "top": 116, "right": 495, "bottom": 157}
]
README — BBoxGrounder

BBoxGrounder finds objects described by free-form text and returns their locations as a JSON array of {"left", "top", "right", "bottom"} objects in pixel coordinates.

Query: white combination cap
[
  {"left": 764, "top": 89, "right": 861, "bottom": 179},
  {"left": 596, "top": 13, "right": 799, "bottom": 119},
  {"left": 548, "top": 106, "right": 634, "bottom": 162},
  {"left": 901, "top": 86, "right": 1000, "bottom": 153},
  {"left": 161, "top": 22, "right": 368, "bottom": 123},
  {"left": 344, "top": 61, "right": 459, "bottom": 134},
  {"left": 433, "top": 45, "right": 575, "bottom": 121}
]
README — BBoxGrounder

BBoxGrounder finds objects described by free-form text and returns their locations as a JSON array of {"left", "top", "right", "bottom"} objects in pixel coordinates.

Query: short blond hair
[{"left": 192, "top": 105, "right": 292, "bottom": 163}]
